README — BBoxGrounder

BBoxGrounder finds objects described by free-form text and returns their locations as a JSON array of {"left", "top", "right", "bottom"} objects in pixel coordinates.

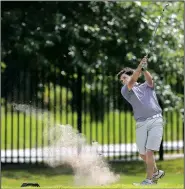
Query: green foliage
[
  {"left": 1, "top": 62, "right": 6, "bottom": 72},
  {"left": 1, "top": 1, "right": 184, "bottom": 113}
]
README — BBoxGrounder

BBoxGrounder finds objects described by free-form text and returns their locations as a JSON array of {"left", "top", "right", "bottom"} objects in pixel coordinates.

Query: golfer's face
[{"left": 120, "top": 73, "right": 130, "bottom": 85}]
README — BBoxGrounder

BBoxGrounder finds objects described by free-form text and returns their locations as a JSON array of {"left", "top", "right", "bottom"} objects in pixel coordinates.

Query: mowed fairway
[
  {"left": 2, "top": 158, "right": 183, "bottom": 189},
  {"left": 1, "top": 106, "right": 183, "bottom": 149}
]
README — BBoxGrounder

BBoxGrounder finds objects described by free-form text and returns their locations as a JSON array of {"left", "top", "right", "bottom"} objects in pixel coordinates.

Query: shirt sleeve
[
  {"left": 121, "top": 85, "right": 131, "bottom": 100},
  {"left": 144, "top": 81, "right": 154, "bottom": 90}
]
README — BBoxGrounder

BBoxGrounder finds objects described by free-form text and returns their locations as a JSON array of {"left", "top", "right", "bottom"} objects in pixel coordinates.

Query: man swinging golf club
[{"left": 117, "top": 57, "right": 165, "bottom": 185}]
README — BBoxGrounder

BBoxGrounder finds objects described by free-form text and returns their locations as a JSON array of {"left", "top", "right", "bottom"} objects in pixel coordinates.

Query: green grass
[
  {"left": 1, "top": 106, "right": 183, "bottom": 149},
  {"left": 2, "top": 158, "right": 184, "bottom": 189}
]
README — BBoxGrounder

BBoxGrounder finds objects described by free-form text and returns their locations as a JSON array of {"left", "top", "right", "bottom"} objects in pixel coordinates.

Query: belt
[{"left": 146, "top": 113, "right": 162, "bottom": 120}]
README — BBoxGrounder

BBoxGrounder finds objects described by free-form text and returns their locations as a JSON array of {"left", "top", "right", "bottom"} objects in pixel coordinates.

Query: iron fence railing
[{"left": 1, "top": 67, "right": 184, "bottom": 163}]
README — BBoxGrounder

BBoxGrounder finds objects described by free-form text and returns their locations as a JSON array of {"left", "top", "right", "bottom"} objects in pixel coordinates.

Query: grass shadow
[
  {"left": 2, "top": 158, "right": 184, "bottom": 179},
  {"left": 109, "top": 161, "right": 145, "bottom": 175},
  {"left": 2, "top": 161, "right": 146, "bottom": 178},
  {"left": 2, "top": 163, "right": 74, "bottom": 178}
]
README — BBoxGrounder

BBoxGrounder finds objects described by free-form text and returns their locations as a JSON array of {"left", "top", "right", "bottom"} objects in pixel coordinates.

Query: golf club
[{"left": 145, "top": 3, "right": 169, "bottom": 58}]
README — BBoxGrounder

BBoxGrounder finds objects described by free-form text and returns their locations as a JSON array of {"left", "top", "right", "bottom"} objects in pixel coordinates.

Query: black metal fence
[{"left": 1, "top": 67, "right": 184, "bottom": 163}]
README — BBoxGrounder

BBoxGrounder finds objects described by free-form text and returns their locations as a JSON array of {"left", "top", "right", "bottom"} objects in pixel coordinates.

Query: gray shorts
[{"left": 136, "top": 117, "right": 164, "bottom": 155}]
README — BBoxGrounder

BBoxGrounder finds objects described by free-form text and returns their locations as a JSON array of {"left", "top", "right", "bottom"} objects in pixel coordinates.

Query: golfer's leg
[
  {"left": 146, "top": 118, "right": 164, "bottom": 179},
  {"left": 153, "top": 158, "right": 158, "bottom": 173},
  {"left": 140, "top": 154, "right": 158, "bottom": 173},
  {"left": 140, "top": 154, "right": 146, "bottom": 161},
  {"left": 146, "top": 149, "right": 156, "bottom": 179}
]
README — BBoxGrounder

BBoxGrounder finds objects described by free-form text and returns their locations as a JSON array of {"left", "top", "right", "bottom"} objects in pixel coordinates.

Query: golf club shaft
[{"left": 146, "top": 4, "right": 169, "bottom": 58}]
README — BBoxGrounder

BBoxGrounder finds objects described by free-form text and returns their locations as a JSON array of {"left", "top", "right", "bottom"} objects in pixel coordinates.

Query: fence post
[
  {"left": 76, "top": 68, "right": 82, "bottom": 155},
  {"left": 159, "top": 139, "right": 164, "bottom": 160},
  {"left": 159, "top": 100, "right": 164, "bottom": 161},
  {"left": 77, "top": 68, "right": 82, "bottom": 133},
  {"left": 183, "top": 120, "right": 184, "bottom": 154}
]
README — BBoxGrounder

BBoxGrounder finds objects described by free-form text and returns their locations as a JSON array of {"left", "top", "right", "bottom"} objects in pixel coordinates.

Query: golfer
[{"left": 117, "top": 57, "right": 165, "bottom": 185}]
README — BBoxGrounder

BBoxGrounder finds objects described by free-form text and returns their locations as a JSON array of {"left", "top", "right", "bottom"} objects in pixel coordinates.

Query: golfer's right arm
[{"left": 127, "top": 58, "right": 145, "bottom": 90}]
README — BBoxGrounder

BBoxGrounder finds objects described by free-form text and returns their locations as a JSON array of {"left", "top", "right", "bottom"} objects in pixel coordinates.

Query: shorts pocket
[{"left": 136, "top": 122, "right": 144, "bottom": 129}]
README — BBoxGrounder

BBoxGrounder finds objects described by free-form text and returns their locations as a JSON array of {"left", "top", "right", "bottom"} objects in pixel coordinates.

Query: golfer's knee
[
  {"left": 145, "top": 149, "right": 154, "bottom": 163},
  {"left": 146, "top": 149, "right": 154, "bottom": 156}
]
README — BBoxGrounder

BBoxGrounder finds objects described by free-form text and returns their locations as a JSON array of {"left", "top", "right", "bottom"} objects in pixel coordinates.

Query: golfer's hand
[
  {"left": 140, "top": 56, "right": 147, "bottom": 64},
  {"left": 139, "top": 56, "right": 148, "bottom": 69}
]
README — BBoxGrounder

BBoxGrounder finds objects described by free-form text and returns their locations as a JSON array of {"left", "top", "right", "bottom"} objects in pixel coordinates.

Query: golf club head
[{"left": 163, "top": 4, "right": 169, "bottom": 11}]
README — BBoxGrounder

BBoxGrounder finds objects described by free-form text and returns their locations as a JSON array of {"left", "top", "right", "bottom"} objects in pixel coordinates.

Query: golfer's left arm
[{"left": 143, "top": 70, "right": 154, "bottom": 88}]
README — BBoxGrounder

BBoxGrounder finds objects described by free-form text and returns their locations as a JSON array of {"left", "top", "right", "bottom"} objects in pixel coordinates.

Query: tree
[{"left": 1, "top": 1, "right": 183, "bottom": 116}]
